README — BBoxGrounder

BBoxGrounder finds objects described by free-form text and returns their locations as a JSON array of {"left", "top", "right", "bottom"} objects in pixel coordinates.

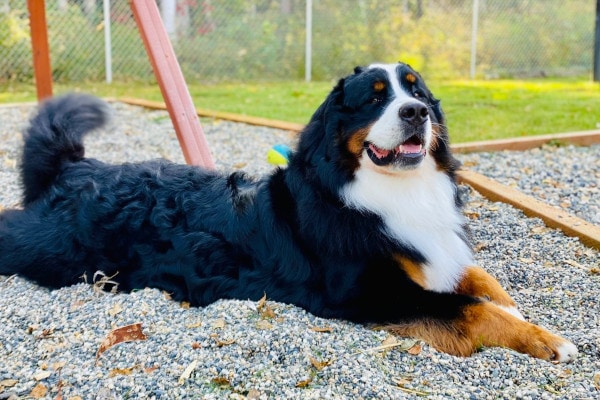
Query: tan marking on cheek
[
  {"left": 384, "top": 302, "right": 573, "bottom": 360},
  {"left": 394, "top": 255, "right": 427, "bottom": 288},
  {"left": 430, "top": 124, "right": 440, "bottom": 150},
  {"left": 406, "top": 73, "right": 417, "bottom": 83},
  {"left": 346, "top": 127, "right": 371, "bottom": 156},
  {"left": 455, "top": 266, "right": 516, "bottom": 308}
]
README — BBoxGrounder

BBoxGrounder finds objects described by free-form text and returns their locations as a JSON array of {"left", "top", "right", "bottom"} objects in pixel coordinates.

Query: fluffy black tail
[{"left": 20, "top": 93, "right": 108, "bottom": 205}]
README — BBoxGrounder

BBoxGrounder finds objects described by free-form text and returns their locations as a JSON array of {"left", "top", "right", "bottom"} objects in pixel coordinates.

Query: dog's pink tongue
[
  {"left": 369, "top": 143, "right": 390, "bottom": 159},
  {"left": 398, "top": 144, "right": 422, "bottom": 154}
]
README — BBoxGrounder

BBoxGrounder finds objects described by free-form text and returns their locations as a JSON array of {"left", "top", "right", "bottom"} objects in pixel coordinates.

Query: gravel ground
[
  {"left": 0, "top": 101, "right": 598, "bottom": 400},
  {"left": 456, "top": 145, "right": 600, "bottom": 225}
]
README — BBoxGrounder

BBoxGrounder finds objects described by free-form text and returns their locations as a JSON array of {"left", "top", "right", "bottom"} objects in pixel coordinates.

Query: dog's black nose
[{"left": 399, "top": 103, "right": 429, "bottom": 125}]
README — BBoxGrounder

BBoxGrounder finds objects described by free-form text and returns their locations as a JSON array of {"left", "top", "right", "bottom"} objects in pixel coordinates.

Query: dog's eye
[
  {"left": 370, "top": 96, "right": 384, "bottom": 104},
  {"left": 413, "top": 90, "right": 423, "bottom": 99}
]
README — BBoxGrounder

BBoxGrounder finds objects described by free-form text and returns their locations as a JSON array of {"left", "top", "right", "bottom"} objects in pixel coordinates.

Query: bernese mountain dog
[{"left": 0, "top": 62, "right": 577, "bottom": 362}]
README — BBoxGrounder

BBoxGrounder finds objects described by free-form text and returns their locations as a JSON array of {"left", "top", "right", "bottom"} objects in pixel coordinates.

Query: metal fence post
[
  {"left": 594, "top": 0, "right": 600, "bottom": 81},
  {"left": 470, "top": 0, "right": 479, "bottom": 79},
  {"left": 103, "top": 0, "right": 112, "bottom": 84},
  {"left": 305, "top": 0, "right": 312, "bottom": 82}
]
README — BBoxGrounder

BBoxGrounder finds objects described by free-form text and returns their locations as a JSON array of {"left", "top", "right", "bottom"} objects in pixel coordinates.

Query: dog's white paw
[{"left": 555, "top": 340, "right": 578, "bottom": 363}]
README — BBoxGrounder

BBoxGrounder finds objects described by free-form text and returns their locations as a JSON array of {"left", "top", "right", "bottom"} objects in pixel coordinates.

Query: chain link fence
[{"left": 0, "top": 0, "right": 596, "bottom": 84}]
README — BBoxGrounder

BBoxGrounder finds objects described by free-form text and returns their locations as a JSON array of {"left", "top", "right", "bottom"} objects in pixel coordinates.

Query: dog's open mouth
[{"left": 365, "top": 135, "right": 426, "bottom": 167}]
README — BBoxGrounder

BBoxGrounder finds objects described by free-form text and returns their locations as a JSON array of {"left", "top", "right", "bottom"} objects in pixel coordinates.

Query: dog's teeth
[{"left": 399, "top": 144, "right": 422, "bottom": 154}]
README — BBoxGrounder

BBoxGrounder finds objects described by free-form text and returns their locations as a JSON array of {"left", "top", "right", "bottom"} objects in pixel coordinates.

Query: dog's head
[{"left": 293, "top": 62, "right": 458, "bottom": 192}]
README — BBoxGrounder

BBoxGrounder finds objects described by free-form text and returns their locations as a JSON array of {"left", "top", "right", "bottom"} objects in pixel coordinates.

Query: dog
[{"left": 0, "top": 62, "right": 577, "bottom": 362}]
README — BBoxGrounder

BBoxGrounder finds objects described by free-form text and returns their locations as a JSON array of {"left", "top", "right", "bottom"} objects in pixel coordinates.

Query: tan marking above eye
[
  {"left": 406, "top": 73, "right": 417, "bottom": 83},
  {"left": 373, "top": 81, "right": 386, "bottom": 92}
]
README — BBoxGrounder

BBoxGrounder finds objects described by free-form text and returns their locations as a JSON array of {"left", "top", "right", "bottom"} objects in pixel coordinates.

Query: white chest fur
[{"left": 341, "top": 156, "right": 473, "bottom": 292}]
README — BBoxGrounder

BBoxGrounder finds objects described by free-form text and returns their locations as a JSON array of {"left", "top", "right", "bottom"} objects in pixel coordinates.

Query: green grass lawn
[{"left": 1, "top": 78, "right": 598, "bottom": 143}]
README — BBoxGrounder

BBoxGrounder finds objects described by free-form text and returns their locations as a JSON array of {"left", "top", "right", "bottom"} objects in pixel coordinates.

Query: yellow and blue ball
[{"left": 267, "top": 144, "right": 291, "bottom": 166}]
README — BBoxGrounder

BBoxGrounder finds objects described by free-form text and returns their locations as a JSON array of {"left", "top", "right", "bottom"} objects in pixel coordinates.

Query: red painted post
[
  {"left": 130, "top": 0, "right": 215, "bottom": 168},
  {"left": 27, "top": 0, "right": 53, "bottom": 101}
]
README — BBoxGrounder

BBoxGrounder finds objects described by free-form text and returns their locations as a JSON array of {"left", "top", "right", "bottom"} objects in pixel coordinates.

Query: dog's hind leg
[{"left": 0, "top": 208, "right": 93, "bottom": 288}]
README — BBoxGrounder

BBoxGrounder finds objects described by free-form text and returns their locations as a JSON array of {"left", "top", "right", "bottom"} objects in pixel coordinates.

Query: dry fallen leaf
[
  {"left": 396, "top": 386, "right": 431, "bottom": 396},
  {"left": 563, "top": 259, "right": 586, "bottom": 270},
  {"left": 33, "top": 371, "right": 52, "bottom": 381},
  {"left": 107, "top": 303, "right": 123, "bottom": 317},
  {"left": 108, "top": 366, "right": 136, "bottom": 377},
  {"left": 52, "top": 361, "right": 67, "bottom": 371},
  {"left": 295, "top": 378, "right": 312, "bottom": 388},
  {"left": 145, "top": 365, "right": 159, "bottom": 374},
  {"left": 531, "top": 226, "right": 550, "bottom": 234},
  {"left": 29, "top": 383, "right": 48, "bottom": 399},
  {"left": 96, "top": 323, "right": 148, "bottom": 361},
  {"left": 392, "top": 376, "right": 413, "bottom": 387},
  {"left": 544, "top": 384, "right": 560, "bottom": 395},
  {"left": 358, "top": 337, "right": 419, "bottom": 354},
  {"left": 55, "top": 379, "right": 64, "bottom": 400},
  {"left": 256, "top": 320, "right": 273, "bottom": 330},
  {"left": 309, "top": 357, "right": 332, "bottom": 371},
  {"left": 246, "top": 389, "right": 261, "bottom": 399},
  {"left": 593, "top": 372, "right": 600, "bottom": 389},
  {"left": 212, "top": 318, "right": 226, "bottom": 329},
  {"left": 37, "top": 327, "right": 55, "bottom": 339},
  {"left": 213, "top": 337, "right": 236, "bottom": 347},
  {"left": 473, "top": 242, "right": 487, "bottom": 252},
  {"left": 191, "top": 342, "right": 202, "bottom": 349},
  {"left": 310, "top": 326, "right": 334, "bottom": 333},
  {"left": 257, "top": 293, "right": 276, "bottom": 319},
  {"left": 382, "top": 335, "right": 398, "bottom": 347},
  {"left": 257, "top": 293, "right": 267, "bottom": 309},
  {"left": 211, "top": 376, "right": 231, "bottom": 387},
  {"left": 180, "top": 301, "right": 191, "bottom": 309},
  {"left": 178, "top": 360, "right": 198, "bottom": 385},
  {"left": 0, "top": 379, "right": 18, "bottom": 387},
  {"left": 186, "top": 321, "right": 202, "bottom": 329},
  {"left": 463, "top": 211, "right": 480, "bottom": 219},
  {"left": 407, "top": 343, "right": 422, "bottom": 355}
]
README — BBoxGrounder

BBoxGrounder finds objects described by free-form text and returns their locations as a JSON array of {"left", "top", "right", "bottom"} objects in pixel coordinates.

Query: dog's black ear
[
  {"left": 353, "top": 66, "right": 365, "bottom": 74},
  {"left": 294, "top": 78, "right": 345, "bottom": 168},
  {"left": 429, "top": 97, "right": 444, "bottom": 126},
  {"left": 307, "top": 78, "right": 345, "bottom": 124}
]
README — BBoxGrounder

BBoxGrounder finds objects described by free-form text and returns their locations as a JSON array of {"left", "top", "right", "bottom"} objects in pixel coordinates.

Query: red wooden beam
[
  {"left": 130, "top": 0, "right": 215, "bottom": 168},
  {"left": 27, "top": 0, "right": 53, "bottom": 101}
]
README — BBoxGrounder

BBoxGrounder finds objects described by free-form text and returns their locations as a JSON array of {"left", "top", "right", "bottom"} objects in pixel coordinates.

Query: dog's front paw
[
  {"left": 519, "top": 325, "right": 578, "bottom": 362},
  {"left": 464, "top": 303, "right": 578, "bottom": 362}
]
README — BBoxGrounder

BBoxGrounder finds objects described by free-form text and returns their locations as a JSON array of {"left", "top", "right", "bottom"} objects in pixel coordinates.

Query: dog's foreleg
[
  {"left": 454, "top": 266, "right": 524, "bottom": 320},
  {"left": 386, "top": 301, "right": 578, "bottom": 362}
]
